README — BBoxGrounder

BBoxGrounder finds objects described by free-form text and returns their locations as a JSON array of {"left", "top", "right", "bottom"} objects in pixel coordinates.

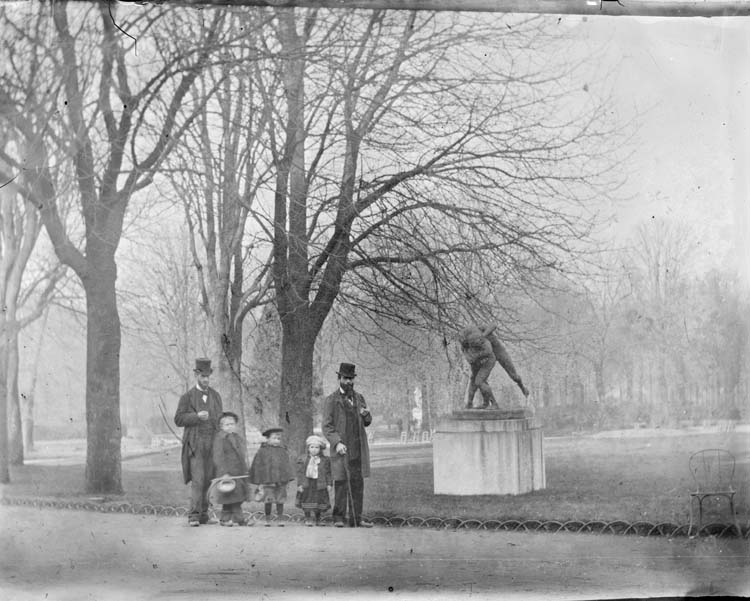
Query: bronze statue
[{"left": 459, "top": 324, "right": 529, "bottom": 409}]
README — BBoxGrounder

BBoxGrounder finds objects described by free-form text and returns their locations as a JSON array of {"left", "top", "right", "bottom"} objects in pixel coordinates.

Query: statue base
[
  {"left": 452, "top": 407, "right": 530, "bottom": 420},
  {"left": 432, "top": 409, "right": 545, "bottom": 496}
]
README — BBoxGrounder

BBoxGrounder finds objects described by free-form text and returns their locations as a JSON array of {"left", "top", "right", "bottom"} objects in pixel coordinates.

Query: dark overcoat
[
  {"left": 210, "top": 431, "right": 250, "bottom": 505},
  {"left": 322, "top": 389, "right": 372, "bottom": 480},
  {"left": 296, "top": 453, "right": 332, "bottom": 490},
  {"left": 174, "top": 386, "right": 223, "bottom": 484}
]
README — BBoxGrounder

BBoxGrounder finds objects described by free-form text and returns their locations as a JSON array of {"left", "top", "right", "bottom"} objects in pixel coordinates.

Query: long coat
[
  {"left": 174, "top": 386, "right": 223, "bottom": 484},
  {"left": 322, "top": 389, "right": 372, "bottom": 480},
  {"left": 209, "top": 431, "right": 250, "bottom": 505}
]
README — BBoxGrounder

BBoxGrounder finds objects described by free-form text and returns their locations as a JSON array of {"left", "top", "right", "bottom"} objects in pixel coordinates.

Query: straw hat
[
  {"left": 262, "top": 426, "right": 284, "bottom": 438},
  {"left": 216, "top": 477, "right": 236, "bottom": 493}
]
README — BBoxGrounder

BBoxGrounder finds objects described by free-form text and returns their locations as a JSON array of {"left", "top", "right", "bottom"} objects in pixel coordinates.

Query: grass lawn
[{"left": 3, "top": 430, "right": 748, "bottom": 525}]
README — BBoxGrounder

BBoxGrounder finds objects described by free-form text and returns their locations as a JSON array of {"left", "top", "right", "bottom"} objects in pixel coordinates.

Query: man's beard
[{"left": 342, "top": 382, "right": 354, "bottom": 396}]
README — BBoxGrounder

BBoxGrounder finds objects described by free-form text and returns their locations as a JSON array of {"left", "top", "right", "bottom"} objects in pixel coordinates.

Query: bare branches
[{"left": 254, "top": 9, "right": 625, "bottom": 343}]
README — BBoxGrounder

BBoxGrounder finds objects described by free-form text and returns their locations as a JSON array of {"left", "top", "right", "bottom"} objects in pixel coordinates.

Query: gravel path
[{"left": 1, "top": 505, "right": 748, "bottom": 600}]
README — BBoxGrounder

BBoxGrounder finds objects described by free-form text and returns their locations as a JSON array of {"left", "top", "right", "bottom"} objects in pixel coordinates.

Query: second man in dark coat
[{"left": 322, "top": 362, "right": 373, "bottom": 528}]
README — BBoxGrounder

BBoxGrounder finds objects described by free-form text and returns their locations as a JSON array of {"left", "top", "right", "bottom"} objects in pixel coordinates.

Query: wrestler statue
[{"left": 459, "top": 323, "right": 529, "bottom": 409}]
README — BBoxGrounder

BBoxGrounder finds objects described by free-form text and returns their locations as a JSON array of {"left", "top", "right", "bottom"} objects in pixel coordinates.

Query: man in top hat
[
  {"left": 174, "top": 358, "right": 224, "bottom": 526},
  {"left": 322, "top": 362, "right": 374, "bottom": 528}
]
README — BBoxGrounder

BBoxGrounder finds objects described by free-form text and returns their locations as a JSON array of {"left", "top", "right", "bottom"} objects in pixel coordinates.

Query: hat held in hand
[
  {"left": 337, "top": 362, "right": 356, "bottom": 378},
  {"left": 194, "top": 357, "right": 213, "bottom": 375},
  {"left": 217, "top": 477, "right": 236, "bottom": 493}
]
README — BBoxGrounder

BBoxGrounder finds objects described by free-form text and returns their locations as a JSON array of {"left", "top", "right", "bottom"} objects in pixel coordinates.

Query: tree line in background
[
  {"left": 135, "top": 214, "right": 748, "bottom": 440},
  {"left": 0, "top": 1, "right": 742, "bottom": 494},
  {"left": 312, "top": 218, "right": 749, "bottom": 437}
]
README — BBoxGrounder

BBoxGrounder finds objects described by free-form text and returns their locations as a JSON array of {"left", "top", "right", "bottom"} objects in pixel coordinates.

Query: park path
[{"left": 1, "top": 505, "right": 748, "bottom": 600}]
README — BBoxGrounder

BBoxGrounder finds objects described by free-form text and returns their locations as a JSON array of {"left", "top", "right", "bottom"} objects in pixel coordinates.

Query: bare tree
[
  {"left": 0, "top": 2, "right": 229, "bottom": 492},
  {"left": 0, "top": 145, "right": 65, "bottom": 475},
  {"left": 259, "top": 8, "right": 622, "bottom": 453},
  {"left": 624, "top": 218, "right": 696, "bottom": 423},
  {"left": 166, "top": 10, "right": 275, "bottom": 430},
  {"left": 21, "top": 305, "right": 52, "bottom": 454},
  {"left": 122, "top": 229, "right": 214, "bottom": 397}
]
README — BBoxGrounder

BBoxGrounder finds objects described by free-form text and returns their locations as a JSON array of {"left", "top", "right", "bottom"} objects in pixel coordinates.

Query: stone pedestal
[{"left": 433, "top": 409, "right": 545, "bottom": 495}]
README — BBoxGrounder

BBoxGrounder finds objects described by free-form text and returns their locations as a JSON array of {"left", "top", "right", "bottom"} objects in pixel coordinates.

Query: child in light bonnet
[{"left": 295, "top": 434, "right": 332, "bottom": 526}]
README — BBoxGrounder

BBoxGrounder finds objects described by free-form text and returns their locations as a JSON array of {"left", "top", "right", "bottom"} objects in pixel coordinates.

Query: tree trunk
[
  {"left": 214, "top": 324, "right": 245, "bottom": 432},
  {"left": 7, "top": 331, "right": 23, "bottom": 465},
  {"left": 421, "top": 381, "right": 432, "bottom": 434},
  {"left": 593, "top": 361, "right": 605, "bottom": 404},
  {"left": 83, "top": 263, "right": 123, "bottom": 494},
  {"left": 404, "top": 377, "right": 413, "bottom": 436},
  {"left": 0, "top": 345, "right": 9, "bottom": 483},
  {"left": 625, "top": 360, "right": 633, "bottom": 406},
  {"left": 278, "top": 314, "right": 316, "bottom": 457},
  {"left": 21, "top": 308, "right": 45, "bottom": 453},
  {"left": 21, "top": 393, "right": 34, "bottom": 453}
]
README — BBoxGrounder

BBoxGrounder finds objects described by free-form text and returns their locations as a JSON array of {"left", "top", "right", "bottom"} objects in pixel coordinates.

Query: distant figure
[
  {"left": 248, "top": 426, "right": 295, "bottom": 526},
  {"left": 459, "top": 324, "right": 529, "bottom": 409},
  {"left": 174, "top": 358, "right": 223, "bottom": 527},
  {"left": 208, "top": 411, "right": 250, "bottom": 527}
]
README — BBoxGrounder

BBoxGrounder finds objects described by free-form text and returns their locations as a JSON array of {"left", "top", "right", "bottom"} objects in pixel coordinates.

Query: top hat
[
  {"left": 262, "top": 426, "right": 284, "bottom": 438},
  {"left": 337, "top": 362, "right": 357, "bottom": 378},
  {"left": 194, "top": 358, "right": 213, "bottom": 375}
]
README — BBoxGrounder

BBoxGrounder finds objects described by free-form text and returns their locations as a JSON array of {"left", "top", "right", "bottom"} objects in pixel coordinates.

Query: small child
[
  {"left": 208, "top": 411, "right": 250, "bottom": 526},
  {"left": 248, "top": 426, "right": 295, "bottom": 526},
  {"left": 296, "top": 435, "right": 332, "bottom": 526}
]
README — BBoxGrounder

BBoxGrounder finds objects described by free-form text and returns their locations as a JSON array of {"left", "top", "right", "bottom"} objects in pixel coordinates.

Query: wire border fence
[{"left": 1, "top": 495, "right": 746, "bottom": 538}]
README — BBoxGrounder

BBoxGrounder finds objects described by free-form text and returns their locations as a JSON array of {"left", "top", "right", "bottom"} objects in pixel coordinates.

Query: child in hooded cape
[{"left": 248, "top": 426, "right": 295, "bottom": 526}]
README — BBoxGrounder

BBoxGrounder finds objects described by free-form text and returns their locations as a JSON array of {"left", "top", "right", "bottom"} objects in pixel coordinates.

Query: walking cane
[{"left": 342, "top": 451, "right": 358, "bottom": 527}]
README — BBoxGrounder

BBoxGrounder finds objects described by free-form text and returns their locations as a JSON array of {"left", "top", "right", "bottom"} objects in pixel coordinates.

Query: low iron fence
[{"left": 1, "top": 495, "right": 745, "bottom": 538}]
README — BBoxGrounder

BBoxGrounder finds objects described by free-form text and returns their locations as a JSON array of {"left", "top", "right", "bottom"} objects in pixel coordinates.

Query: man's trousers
[
  {"left": 333, "top": 459, "right": 364, "bottom": 526},
  {"left": 188, "top": 436, "right": 214, "bottom": 521}
]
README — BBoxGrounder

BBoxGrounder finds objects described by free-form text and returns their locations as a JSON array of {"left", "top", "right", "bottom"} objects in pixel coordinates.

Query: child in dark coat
[
  {"left": 296, "top": 435, "right": 332, "bottom": 526},
  {"left": 248, "top": 426, "right": 295, "bottom": 526},
  {"left": 208, "top": 412, "right": 250, "bottom": 526}
]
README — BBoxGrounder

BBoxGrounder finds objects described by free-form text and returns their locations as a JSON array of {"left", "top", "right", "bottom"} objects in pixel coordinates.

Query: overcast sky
[{"left": 567, "top": 14, "right": 749, "bottom": 281}]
